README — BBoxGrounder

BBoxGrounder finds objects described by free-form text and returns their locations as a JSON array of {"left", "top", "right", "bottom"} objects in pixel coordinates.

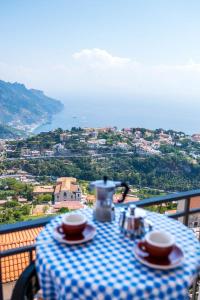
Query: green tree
[
  {"left": 58, "top": 207, "right": 70, "bottom": 213},
  {"left": 33, "top": 193, "right": 52, "bottom": 205}
]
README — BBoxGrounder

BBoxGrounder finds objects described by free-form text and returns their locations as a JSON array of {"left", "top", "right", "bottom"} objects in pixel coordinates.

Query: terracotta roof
[
  {"left": 53, "top": 201, "right": 84, "bottom": 210},
  {"left": 33, "top": 185, "right": 54, "bottom": 194},
  {"left": 190, "top": 196, "right": 200, "bottom": 209},
  {"left": 0, "top": 227, "right": 43, "bottom": 283},
  {"left": 70, "top": 183, "right": 79, "bottom": 192},
  {"left": 123, "top": 197, "right": 139, "bottom": 203},
  {"left": 86, "top": 195, "right": 96, "bottom": 203},
  {"left": 57, "top": 177, "right": 76, "bottom": 185},
  {"left": 55, "top": 177, "right": 79, "bottom": 193},
  {"left": 165, "top": 209, "right": 177, "bottom": 215},
  {"left": 113, "top": 195, "right": 139, "bottom": 204},
  {"left": 86, "top": 195, "right": 139, "bottom": 204}
]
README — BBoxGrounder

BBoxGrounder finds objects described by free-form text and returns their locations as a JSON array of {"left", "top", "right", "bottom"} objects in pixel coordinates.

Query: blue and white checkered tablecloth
[{"left": 36, "top": 208, "right": 200, "bottom": 300}]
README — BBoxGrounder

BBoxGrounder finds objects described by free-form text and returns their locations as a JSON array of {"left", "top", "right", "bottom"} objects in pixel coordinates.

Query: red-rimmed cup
[
  {"left": 144, "top": 231, "right": 175, "bottom": 258},
  {"left": 58, "top": 213, "right": 87, "bottom": 237}
]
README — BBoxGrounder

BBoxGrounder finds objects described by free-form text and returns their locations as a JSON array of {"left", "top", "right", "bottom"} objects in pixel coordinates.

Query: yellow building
[{"left": 54, "top": 177, "right": 81, "bottom": 202}]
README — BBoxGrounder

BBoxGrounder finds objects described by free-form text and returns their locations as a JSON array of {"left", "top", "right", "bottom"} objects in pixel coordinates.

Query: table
[{"left": 36, "top": 208, "right": 200, "bottom": 300}]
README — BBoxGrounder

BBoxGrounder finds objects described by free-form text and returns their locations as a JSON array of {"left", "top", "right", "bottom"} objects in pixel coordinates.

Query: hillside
[
  {"left": 3, "top": 127, "right": 200, "bottom": 192},
  {"left": 0, "top": 80, "right": 63, "bottom": 131},
  {"left": 0, "top": 124, "right": 26, "bottom": 139}
]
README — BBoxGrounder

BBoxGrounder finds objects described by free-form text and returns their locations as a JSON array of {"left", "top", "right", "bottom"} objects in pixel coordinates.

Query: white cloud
[
  {"left": 72, "top": 48, "right": 131, "bottom": 68},
  {"left": 70, "top": 50, "right": 200, "bottom": 98},
  {"left": 1, "top": 49, "right": 200, "bottom": 99}
]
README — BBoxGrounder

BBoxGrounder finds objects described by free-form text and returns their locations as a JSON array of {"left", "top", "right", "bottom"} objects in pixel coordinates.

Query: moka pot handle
[{"left": 118, "top": 182, "right": 129, "bottom": 203}]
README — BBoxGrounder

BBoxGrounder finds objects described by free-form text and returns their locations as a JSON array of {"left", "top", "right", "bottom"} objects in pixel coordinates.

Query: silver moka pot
[{"left": 90, "top": 176, "right": 129, "bottom": 222}]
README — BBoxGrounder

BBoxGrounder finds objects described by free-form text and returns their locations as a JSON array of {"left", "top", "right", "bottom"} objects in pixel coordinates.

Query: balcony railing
[{"left": 0, "top": 189, "right": 200, "bottom": 300}]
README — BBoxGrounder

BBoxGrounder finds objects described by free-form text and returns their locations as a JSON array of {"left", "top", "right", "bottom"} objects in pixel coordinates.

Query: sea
[{"left": 34, "top": 96, "right": 200, "bottom": 135}]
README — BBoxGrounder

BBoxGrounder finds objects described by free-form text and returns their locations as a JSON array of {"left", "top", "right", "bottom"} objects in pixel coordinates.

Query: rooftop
[
  {"left": 33, "top": 185, "right": 54, "bottom": 194},
  {"left": 55, "top": 177, "right": 80, "bottom": 193},
  {"left": 113, "top": 195, "right": 139, "bottom": 203},
  {"left": 0, "top": 227, "right": 43, "bottom": 283},
  {"left": 53, "top": 201, "right": 84, "bottom": 210}
]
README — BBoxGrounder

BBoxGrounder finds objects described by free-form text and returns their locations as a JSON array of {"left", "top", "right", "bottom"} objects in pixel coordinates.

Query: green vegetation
[
  {"left": 79, "top": 180, "right": 93, "bottom": 195},
  {"left": 58, "top": 207, "right": 70, "bottom": 214},
  {"left": 147, "top": 202, "right": 177, "bottom": 214},
  {"left": 2, "top": 126, "right": 200, "bottom": 193},
  {"left": 135, "top": 188, "right": 165, "bottom": 199},
  {"left": 0, "top": 178, "right": 33, "bottom": 200},
  {"left": 3, "top": 153, "right": 199, "bottom": 192},
  {"left": 0, "top": 200, "right": 31, "bottom": 223},
  {"left": 32, "top": 194, "right": 52, "bottom": 205},
  {"left": 0, "top": 178, "right": 34, "bottom": 224}
]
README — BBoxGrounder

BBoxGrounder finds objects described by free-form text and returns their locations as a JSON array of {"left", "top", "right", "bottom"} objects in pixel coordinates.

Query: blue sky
[{"left": 1, "top": 0, "right": 200, "bottom": 100}]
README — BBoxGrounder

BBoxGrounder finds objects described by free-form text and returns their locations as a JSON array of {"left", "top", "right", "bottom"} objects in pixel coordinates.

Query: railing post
[
  {"left": 29, "top": 249, "right": 33, "bottom": 264},
  {"left": 183, "top": 197, "right": 191, "bottom": 226},
  {"left": 0, "top": 254, "right": 3, "bottom": 300},
  {"left": 191, "top": 276, "right": 198, "bottom": 300}
]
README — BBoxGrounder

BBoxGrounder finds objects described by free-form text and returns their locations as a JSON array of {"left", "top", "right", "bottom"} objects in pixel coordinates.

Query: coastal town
[
  {"left": 1, "top": 126, "right": 200, "bottom": 161},
  {"left": 0, "top": 127, "right": 200, "bottom": 230}
]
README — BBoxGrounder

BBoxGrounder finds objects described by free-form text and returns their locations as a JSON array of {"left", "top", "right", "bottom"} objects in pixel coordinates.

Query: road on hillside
[{"left": 4, "top": 152, "right": 135, "bottom": 161}]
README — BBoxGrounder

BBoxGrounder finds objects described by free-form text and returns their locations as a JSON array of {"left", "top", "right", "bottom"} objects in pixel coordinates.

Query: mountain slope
[
  {"left": 0, "top": 124, "right": 26, "bottom": 139},
  {"left": 0, "top": 80, "right": 63, "bottom": 130}
]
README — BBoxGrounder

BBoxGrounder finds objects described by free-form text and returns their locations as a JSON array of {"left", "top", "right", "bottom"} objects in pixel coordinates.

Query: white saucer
[
  {"left": 53, "top": 223, "right": 96, "bottom": 245},
  {"left": 133, "top": 242, "right": 184, "bottom": 270}
]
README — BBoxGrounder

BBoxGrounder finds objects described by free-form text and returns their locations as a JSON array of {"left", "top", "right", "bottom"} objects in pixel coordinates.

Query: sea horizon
[{"left": 34, "top": 97, "right": 200, "bottom": 135}]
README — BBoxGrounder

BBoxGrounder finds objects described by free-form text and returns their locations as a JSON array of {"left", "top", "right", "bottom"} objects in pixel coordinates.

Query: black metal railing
[
  {"left": 1, "top": 189, "right": 200, "bottom": 300},
  {"left": 119, "top": 189, "right": 200, "bottom": 227}
]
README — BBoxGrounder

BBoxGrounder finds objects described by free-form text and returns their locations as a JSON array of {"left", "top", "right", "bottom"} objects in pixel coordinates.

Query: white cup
[
  {"left": 63, "top": 213, "right": 86, "bottom": 225},
  {"left": 59, "top": 213, "right": 87, "bottom": 236},
  {"left": 144, "top": 231, "right": 175, "bottom": 257}
]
